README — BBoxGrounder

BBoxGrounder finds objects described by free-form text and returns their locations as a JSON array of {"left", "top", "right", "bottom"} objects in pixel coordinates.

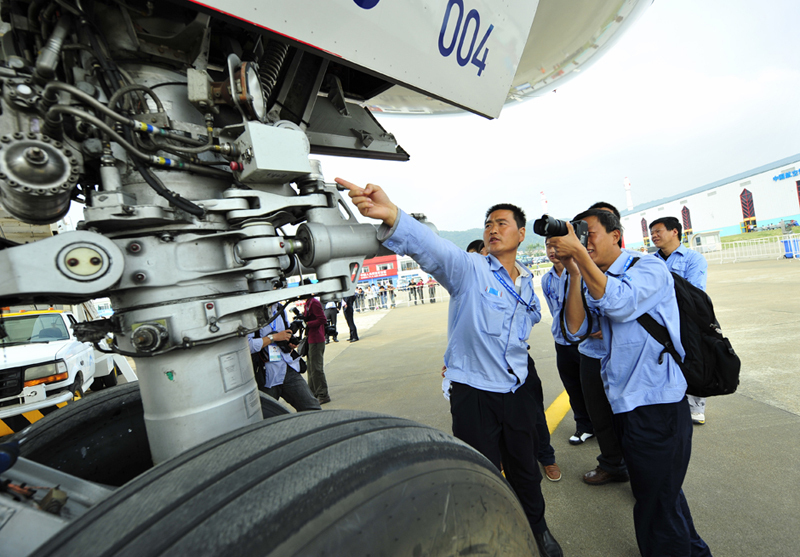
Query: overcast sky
[{"left": 320, "top": 0, "right": 800, "bottom": 232}]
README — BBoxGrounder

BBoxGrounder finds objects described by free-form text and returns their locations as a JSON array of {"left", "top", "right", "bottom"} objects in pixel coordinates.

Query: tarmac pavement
[{"left": 319, "top": 257, "right": 800, "bottom": 556}]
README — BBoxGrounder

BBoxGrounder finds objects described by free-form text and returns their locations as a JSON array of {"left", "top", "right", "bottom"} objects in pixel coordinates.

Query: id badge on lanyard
[{"left": 268, "top": 344, "right": 282, "bottom": 362}]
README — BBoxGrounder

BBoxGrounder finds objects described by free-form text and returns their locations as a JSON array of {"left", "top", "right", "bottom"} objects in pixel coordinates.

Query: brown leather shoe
[
  {"left": 583, "top": 466, "right": 629, "bottom": 485},
  {"left": 543, "top": 463, "right": 562, "bottom": 482}
]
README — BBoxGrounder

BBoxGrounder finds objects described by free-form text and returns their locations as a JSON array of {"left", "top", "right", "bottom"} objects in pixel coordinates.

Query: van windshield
[{"left": 0, "top": 314, "right": 70, "bottom": 345}]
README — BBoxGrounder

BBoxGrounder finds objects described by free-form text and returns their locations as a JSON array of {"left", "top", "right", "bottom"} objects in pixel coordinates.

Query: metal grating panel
[{"left": 0, "top": 367, "right": 24, "bottom": 400}]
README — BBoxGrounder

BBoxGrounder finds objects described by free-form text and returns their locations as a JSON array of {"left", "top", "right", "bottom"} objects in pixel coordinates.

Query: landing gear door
[{"left": 187, "top": 0, "right": 540, "bottom": 119}]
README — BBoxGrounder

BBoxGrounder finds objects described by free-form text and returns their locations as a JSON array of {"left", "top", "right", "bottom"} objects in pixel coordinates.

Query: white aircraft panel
[{"left": 190, "top": 0, "right": 540, "bottom": 118}]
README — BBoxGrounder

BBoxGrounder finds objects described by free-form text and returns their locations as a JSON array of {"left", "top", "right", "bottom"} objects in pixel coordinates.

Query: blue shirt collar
[
  {"left": 485, "top": 254, "right": 529, "bottom": 279},
  {"left": 486, "top": 254, "right": 503, "bottom": 271},
  {"left": 657, "top": 243, "right": 687, "bottom": 261}
]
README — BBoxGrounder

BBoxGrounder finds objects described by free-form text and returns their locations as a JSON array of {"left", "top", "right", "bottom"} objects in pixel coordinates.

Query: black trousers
[
  {"left": 524, "top": 355, "right": 555, "bottom": 466},
  {"left": 555, "top": 343, "right": 592, "bottom": 433},
  {"left": 450, "top": 379, "right": 548, "bottom": 535},
  {"left": 580, "top": 354, "right": 627, "bottom": 474},
  {"left": 343, "top": 307, "right": 358, "bottom": 340},
  {"left": 614, "top": 398, "right": 710, "bottom": 557},
  {"left": 324, "top": 308, "right": 338, "bottom": 340}
]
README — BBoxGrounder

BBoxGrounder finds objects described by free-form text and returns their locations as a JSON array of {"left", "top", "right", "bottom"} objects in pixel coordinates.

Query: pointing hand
[{"left": 335, "top": 178, "right": 399, "bottom": 227}]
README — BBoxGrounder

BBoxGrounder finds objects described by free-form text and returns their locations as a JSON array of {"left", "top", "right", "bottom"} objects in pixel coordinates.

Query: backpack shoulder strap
[{"left": 628, "top": 256, "right": 683, "bottom": 366}]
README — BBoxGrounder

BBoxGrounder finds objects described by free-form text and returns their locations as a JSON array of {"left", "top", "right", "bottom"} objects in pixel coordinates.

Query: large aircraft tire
[
  {"left": 30, "top": 410, "right": 537, "bottom": 557},
  {"left": 13, "top": 383, "right": 290, "bottom": 486}
]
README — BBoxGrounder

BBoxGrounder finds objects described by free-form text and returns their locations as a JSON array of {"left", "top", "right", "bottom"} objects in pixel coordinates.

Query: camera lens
[{"left": 533, "top": 215, "right": 568, "bottom": 237}]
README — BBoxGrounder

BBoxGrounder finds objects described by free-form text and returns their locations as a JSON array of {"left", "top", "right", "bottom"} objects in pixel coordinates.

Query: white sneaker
[{"left": 691, "top": 412, "right": 705, "bottom": 425}]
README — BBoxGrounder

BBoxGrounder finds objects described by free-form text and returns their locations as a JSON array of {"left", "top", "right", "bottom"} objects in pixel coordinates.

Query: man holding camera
[
  {"left": 247, "top": 304, "right": 321, "bottom": 412},
  {"left": 337, "top": 178, "right": 563, "bottom": 557},
  {"left": 550, "top": 210, "right": 710, "bottom": 557}
]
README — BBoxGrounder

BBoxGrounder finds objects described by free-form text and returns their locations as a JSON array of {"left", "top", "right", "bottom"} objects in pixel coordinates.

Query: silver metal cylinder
[{"left": 134, "top": 336, "right": 262, "bottom": 464}]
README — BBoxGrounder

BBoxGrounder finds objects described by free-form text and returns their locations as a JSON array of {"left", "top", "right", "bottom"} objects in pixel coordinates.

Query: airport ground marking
[{"left": 545, "top": 390, "right": 571, "bottom": 434}]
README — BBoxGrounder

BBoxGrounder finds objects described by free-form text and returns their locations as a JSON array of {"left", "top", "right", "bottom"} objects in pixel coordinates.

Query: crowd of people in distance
[{"left": 352, "top": 277, "right": 441, "bottom": 311}]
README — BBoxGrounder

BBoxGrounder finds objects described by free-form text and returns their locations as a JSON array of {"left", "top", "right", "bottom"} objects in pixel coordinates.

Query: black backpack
[{"left": 631, "top": 258, "right": 740, "bottom": 397}]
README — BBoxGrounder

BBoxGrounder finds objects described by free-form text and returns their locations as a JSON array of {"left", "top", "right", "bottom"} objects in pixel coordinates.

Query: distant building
[
  {"left": 396, "top": 255, "right": 431, "bottom": 288},
  {"left": 358, "top": 254, "right": 399, "bottom": 287},
  {"left": 620, "top": 153, "right": 800, "bottom": 248}
]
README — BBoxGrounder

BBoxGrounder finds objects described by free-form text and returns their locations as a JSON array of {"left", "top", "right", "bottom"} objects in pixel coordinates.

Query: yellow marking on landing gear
[
  {"left": 56, "top": 402, "right": 68, "bottom": 408},
  {"left": 0, "top": 421, "right": 14, "bottom": 437}
]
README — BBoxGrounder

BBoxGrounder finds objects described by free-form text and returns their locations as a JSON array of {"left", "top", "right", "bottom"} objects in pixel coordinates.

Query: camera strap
[{"left": 491, "top": 270, "right": 537, "bottom": 313}]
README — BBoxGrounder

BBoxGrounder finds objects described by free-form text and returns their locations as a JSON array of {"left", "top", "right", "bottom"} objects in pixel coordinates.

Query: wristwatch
[{"left": 267, "top": 334, "right": 274, "bottom": 342}]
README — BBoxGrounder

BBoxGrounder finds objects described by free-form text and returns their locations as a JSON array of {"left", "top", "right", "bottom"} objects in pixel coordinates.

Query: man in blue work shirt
[
  {"left": 650, "top": 216, "right": 709, "bottom": 424},
  {"left": 247, "top": 304, "right": 321, "bottom": 412},
  {"left": 551, "top": 209, "right": 711, "bottom": 557},
  {"left": 337, "top": 178, "right": 563, "bottom": 557},
  {"left": 542, "top": 237, "right": 593, "bottom": 447},
  {"left": 579, "top": 202, "right": 629, "bottom": 486}
]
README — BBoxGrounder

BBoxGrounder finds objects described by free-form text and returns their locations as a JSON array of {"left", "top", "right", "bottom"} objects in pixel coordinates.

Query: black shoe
[
  {"left": 569, "top": 430, "right": 594, "bottom": 445},
  {"left": 333, "top": 338, "right": 339, "bottom": 342},
  {"left": 317, "top": 395, "right": 331, "bottom": 405},
  {"left": 533, "top": 529, "right": 563, "bottom": 557}
]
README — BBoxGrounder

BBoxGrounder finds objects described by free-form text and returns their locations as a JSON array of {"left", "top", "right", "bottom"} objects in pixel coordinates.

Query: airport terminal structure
[{"left": 620, "top": 153, "right": 800, "bottom": 249}]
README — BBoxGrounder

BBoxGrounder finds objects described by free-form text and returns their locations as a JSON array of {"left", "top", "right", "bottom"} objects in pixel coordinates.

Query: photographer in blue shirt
[
  {"left": 247, "top": 303, "right": 321, "bottom": 412},
  {"left": 337, "top": 178, "right": 562, "bottom": 557},
  {"left": 550, "top": 209, "right": 711, "bottom": 557}
]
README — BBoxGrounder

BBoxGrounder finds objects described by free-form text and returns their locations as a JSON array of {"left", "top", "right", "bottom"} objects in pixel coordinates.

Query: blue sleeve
[
  {"left": 563, "top": 280, "right": 589, "bottom": 341},
  {"left": 684, "top": 251, "right": 708, "bottom": 291},
  {"left": 564, "top": 315, "right": 589, "bottom": 341},
  {"left": 588, "top": 257, "right": 673, "bottom": 323},
  {"left": 380, "top": 210, "right": 474, "bottom": 296},
  {"left": 247, "top": 332, "right": 263, "bottom": 354},
  {"left": 530, "top": 291, "right": 542, "bottom": 326}
]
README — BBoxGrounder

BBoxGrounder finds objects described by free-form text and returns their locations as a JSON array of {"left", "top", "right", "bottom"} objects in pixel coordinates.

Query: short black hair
[
  {"left": 588, "top": 203, "right": 623, "bottom": 246},
  {"left": 573, "top": 209, "right": 624, "bottom": 235},
  {"left": 485, "top": 203, "right": 526, "bottom": 229},
  {"left": 588, "top": 201, "right": 621, "bottom": 220},
  {"left": 650, "top": 216, "right": 682, "bottom": 238},
  {"left": 466, "top": 239, "right": 485, "bottom": 253}
]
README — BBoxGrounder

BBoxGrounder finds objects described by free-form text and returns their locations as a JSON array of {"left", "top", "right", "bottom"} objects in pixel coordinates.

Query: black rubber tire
[
  {"left": 30, "top": 411, "right": 536, "bottom": 557},
  {"left": 13, "top": 383, "right": 290, "bottom": 487},
  {"left": 91, "top": 365, "right": 119, "bottom": 391},
  {"left": 70, "top": 373, "right": 84, "bottom": 401},
  {"left": 102, "top": 365, "right": 119, "bottom": 388}
]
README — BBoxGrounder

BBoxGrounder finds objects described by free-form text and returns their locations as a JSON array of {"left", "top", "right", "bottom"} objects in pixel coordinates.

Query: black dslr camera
[
  {"left": 533, "top": 215, "right": 589, "bottom": 247},
  {"left": 273, "top": 335, "right": 302, "bottom": 353}
]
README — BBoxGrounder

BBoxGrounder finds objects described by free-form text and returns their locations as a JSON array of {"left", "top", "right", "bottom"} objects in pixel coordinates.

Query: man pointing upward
[{"left": 336, "top": 178, "right": 563, "bottom": 557}]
